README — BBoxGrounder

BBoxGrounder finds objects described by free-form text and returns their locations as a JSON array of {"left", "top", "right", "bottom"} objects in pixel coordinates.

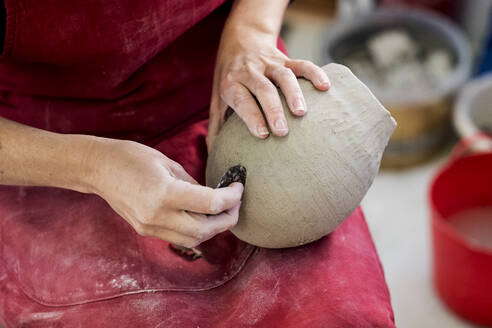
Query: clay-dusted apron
[{"left": 0, "top": 1, "right": 395, "bottom": 327}]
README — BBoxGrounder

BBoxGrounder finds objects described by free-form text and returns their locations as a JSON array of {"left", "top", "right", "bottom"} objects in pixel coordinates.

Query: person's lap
[{"left": 0, "top": 119, "right": 395, "bottom": 327}]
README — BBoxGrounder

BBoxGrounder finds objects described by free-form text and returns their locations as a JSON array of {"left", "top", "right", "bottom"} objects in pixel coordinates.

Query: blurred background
[{"left": 282, "top": 1, "right": 492, "bottom": 327}]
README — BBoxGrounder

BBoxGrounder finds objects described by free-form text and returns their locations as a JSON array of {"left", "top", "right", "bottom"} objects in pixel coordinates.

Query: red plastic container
[{"left": 430, "top": 135, "right": 492, "bottom": 326}]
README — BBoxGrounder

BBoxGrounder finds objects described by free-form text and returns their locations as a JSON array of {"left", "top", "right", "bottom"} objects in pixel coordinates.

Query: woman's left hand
[{"left": 207, "top": 22, "right": 330, "bottom": 150}]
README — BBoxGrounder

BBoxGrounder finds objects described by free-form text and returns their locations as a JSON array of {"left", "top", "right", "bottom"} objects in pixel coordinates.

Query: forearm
[
  {"left": 0, "top": 117, "right": 100, "bottom": 193},
  {"left": 226, "top": 0, "right": 289, "bottom": 38}
]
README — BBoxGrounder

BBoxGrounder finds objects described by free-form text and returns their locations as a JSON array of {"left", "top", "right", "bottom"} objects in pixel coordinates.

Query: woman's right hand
[
  {"left": 87, "top": 139, "right": 244, "bottom": 247},
  {"left": 0, "top": 118, "right": 241, "bottom": 246}
]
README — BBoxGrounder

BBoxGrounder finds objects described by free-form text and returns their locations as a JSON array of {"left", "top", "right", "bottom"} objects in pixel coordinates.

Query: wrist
[
  {"left": 63, "top": 134, "right": 111, "bottom": 195},
  {"left": 224, "top": 17, "right": 278, "bottom": 40},
  {"left": 222, "top": 21, "right": 278, "bottom": 44},
  {"left": 224, "top": 0, "right": 289, "bottom": 40},
  {"left": 0, "top": 118, "right": 112, "bottom": 194}
]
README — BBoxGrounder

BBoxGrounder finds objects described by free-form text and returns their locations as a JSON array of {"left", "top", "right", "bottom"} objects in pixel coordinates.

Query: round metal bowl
[
  {"left": 454, "top": 74, "right": 492, "bottom": 138},
  {"left": 322, "top": 9, "right": 472, "bottom": 168}
]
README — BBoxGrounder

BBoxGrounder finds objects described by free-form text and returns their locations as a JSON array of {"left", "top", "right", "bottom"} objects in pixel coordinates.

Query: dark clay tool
[
  {"left": 169, "top": 165, "right": 247, "bottom": 261},
  {"left": 216, "top": 165, "right": 247, "bottom": 188}
]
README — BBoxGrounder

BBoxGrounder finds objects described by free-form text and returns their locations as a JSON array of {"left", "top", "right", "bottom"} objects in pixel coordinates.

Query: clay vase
[{"left": 206, "top": 63, "right": 396, "bottom": 248}]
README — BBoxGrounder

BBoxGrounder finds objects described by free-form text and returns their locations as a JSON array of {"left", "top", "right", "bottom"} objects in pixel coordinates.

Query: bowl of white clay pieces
[{"left": 323, "top": 8, "right": 472, "bottom": 168}]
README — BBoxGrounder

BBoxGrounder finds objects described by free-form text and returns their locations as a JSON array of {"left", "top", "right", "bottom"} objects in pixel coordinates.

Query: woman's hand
[
  {"left": 0, "top": 118, "right": 242, "bottom": 247},
  {"left": 88, "top": 139, "right": 243, "bottom": 247},
  {"left": 207, "top": 0, "right": 331, "bottom": 149}
]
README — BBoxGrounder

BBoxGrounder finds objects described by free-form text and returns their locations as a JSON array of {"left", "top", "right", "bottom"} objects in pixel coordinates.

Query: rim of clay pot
[{"left": 322, "top": 8, "right": 472, "bottom": 106}]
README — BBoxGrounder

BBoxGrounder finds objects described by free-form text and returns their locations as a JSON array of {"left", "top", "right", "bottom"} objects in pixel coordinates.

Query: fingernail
[
  {"left": 257, "top": 125, "right": 269, "bottom": 137},
  {"left": 319, "top": 79, "right": 330, "bottom": 88},
  {"left": 294, "top": 98, "right": 305, "bottom": 113},
  {"left": 274, "top": 119, "right": 288, "bottom": 131}
]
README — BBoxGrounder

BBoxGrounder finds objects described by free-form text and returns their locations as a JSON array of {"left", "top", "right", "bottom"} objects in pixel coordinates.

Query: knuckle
[
  {"left": 208, "top": 194, "right": 224, "bottom": 214},
  {"left": 160, "top": 192, "right": 173, "bottom": 209},
  {"left": 299, "top": 59, "right": 314, "bottom": 67},
  {"left": 231, "top": 214, "right": 239, "bottom": 226},
  {"left": 168, "top": 162, "right": 184, "bottom": 177},
  {"left": 254, "top": 79, "right": 274, "bottom": 93},
  {"left": 266, "top": 105, "right": 283, "bottom": 115},
  {"left": 292, "top": 59, "right": 315, "bottom": 74},
  {"left": 219, "top": 79, "right": 234, "bottom": 98},
  {"left": 225, "top": 71, "right": 235, "bottom": 83},
  {"left": 231, "top": 92, "right": 249, "bottom": 109},
  {"left": 186, "top": 225, "right": 206, "bottom": 240},
  {"left": 275, "top": 67, "right": 293, "bottom": 78},
  {"left": 217, "top": 219, "right": 237, "bottom": 235},
  {"left": 289, "top": 59, "right": 303, "bottom": 66},
  {"left": 225, "top": 213, "right": 239, "bottom": 229},
  {"left": 172, "top": 161, "right": 184, "bottom": 172},
  {"left": 242, "top": 62, "right": 256, "bottom": 75},
  {"left": 216, "top": 222, "right": 233, "bottom": 235},
  {"left": 139, "top": 214, "right": 154, "bottom": 226}
]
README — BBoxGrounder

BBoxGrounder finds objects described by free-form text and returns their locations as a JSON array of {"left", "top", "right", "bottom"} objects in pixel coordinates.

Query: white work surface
[{"left": 362, "top": 155, "right": 481, "bottom": 328}]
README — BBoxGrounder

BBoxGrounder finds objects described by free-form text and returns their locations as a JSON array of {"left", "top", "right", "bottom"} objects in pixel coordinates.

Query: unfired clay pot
[{"left": 206, "top": 63, "right": 396, "bottom": 248}]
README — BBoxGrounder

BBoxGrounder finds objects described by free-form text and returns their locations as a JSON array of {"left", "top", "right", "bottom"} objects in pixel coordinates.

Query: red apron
[{"left": 0, "top": 1, "right": 395, "bottom": 327}]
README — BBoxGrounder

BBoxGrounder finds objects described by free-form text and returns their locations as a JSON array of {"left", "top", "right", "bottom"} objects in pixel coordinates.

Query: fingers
[
  {"left": 220, "top": 81, "right": 269, "bottom": 139},
  {"left": 182, "top": 203, "right": 241, "bottom": 241},
  {"left": 204, "top": 202, "right": 241, "bottom": 235},
  {"left": 137, "top": 204, "right": 241, "bottom": 247},
  {"left": 216, "top": 59, "right": 329, "bottom": 139},
  {"left": 241, "top": 73, "right": 289, "bottom": 136},
  {"left": 266, "top": 66, "right": 306, "bottom": 117},
  {"left": 167, "top": 179, "right": 244, "bottom": 215},
  {"left": 286, "top": 60, "right": 331, "bottom": 91}
]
